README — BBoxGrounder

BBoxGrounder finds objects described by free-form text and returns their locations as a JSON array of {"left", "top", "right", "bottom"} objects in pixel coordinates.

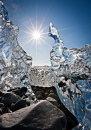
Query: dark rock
[
  {"left": 43, "top": 92, "right": 48, "bottom": 99},
  {"left": 8, "top": 87, "right": 28, "bottom": 97},
  {"left": 0, "top": 108, "right": 2, "bottom": 115},
  {"left": 0, "top": 91, "right": 3, "bottom": 102},
  {"left": 58, "top": 103, "right": 79, "bottom": 129},
  {"left": 16, "top": 87, "right": 27, "bottom": 97},
  {"left": 49, "top": 89, "right": 54, "bottom": 93},
  {"left": 30, "top": 85, "right": 78, "bottom": 129},
  {"left": 0, "top": 103, "right": 4, "bottom": 108},
  {"left": 0, "top": 91, "right": 3, "bottom": 97},
  {"left": 11, "top": 99, "right": 30, "bottom": 112},
  {"left": 2, "top": 107, "right": 12, "bottom": 114},
  {"left": 46, "top": 97, "right": 58, "bottom": 107},
  {"left": 2, "top": 92, "right": 21, "bottom": 107},
  {"left": 7, "top": 87, "right": 20, "bottom": 92},
  {"left": 35, "top": 91, "right": 44, "bottom": 99},
  {"left": 0, "top": 97, "right": 2, "bottom": 102},
  {"left": 48, "top": 93, "right": 59, "bottom": 101},
  {"left": 0, "top": 100, "right": 67, "bottom": 130},
  {"left": 0, "top": 103, "right": 4, "bottom": 115},
  {"left": 60, "top": 99, "right": 79, "bottom": 129}
]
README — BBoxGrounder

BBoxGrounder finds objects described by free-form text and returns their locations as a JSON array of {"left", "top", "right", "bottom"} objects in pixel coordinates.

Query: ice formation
[
  {"left": 49, "top": 23, "right": 91, "bottom": 129},
  {"left": 30, "top": 66, "right": 51, "bottom": 87},
  {"left": 0, "top": 1, "right": 36, "bottom": 100}
]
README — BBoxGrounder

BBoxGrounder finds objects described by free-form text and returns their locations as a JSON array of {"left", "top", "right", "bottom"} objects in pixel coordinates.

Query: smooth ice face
[
  {"left": 0, "top": 1, "right": 36, "bottom": 101},
  {"left": 49, "top": 23, "right": 91, "bottom": 129}
]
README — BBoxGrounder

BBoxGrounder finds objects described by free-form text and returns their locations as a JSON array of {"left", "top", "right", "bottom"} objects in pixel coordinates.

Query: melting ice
[
  {"left": 49, "top": 23, "right": 91, "bottom": 129},
  {"left": 0, "top": 1, "right": 36, "bottom": 100},
  {"left": 0, "top": 1, "right": 91, "bottom": 129}
]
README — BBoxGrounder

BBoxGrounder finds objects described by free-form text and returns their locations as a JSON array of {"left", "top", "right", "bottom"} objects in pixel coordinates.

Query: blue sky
[{"left": 2, "top": 0, "right": 91, "bottom": 66}]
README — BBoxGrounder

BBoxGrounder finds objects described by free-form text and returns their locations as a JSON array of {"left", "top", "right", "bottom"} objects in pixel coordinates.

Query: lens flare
[{"left": 32, "top": 31, "right": 41, "bottom": 40}]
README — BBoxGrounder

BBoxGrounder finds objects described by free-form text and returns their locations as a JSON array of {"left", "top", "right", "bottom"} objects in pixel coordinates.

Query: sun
[
  {"left": 19, "top": 19, "right": 52, "bottom": 49},
  {"left": 32, "top": 31, "right": 41, "bottom": 40},
  {"left": 19, "top": 17, "right": 69, "bottom": 48}
]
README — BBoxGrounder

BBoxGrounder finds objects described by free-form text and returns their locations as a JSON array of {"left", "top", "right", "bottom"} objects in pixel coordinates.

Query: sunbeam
[{"left": 19, "top": 19, "right": 50, "bottom": 48}]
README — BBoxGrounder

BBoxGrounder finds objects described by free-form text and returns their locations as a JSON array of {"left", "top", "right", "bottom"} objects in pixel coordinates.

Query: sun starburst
[
  {"left": 32, "top": 30, "right": 41, "bottom": 40},
  {"left": 19, "top": 18, "right": 51, "bottom": 49}
]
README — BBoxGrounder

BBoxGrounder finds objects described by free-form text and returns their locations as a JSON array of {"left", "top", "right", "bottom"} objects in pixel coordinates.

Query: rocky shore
[{"left": 0, "top": 86, "right": 78, "bottom": 130}]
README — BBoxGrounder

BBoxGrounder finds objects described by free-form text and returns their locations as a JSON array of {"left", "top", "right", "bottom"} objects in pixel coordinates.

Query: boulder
[
  {"left": 0, "top": 100, "right": 67, "bottom": 130},
  {"left": 1, "top": 92, "right": 21, "bottom": 107},
  {"left": 11, "top": 99, "right": 30, "bottom": 112},
  {"left": 46, "top": 97, "right": 58, "bottom": 107},
  {"left": 8, "top": 87, "right": 28, "bottom": 97},
  {"left": 48, "top": 93, "right": 59, "bottom": 101},
  {"left": 35, "top": 91, "right": 44, "bottom": 99},
  {"left": 0, "top": 103, "right": 4, "bottom": 108}
]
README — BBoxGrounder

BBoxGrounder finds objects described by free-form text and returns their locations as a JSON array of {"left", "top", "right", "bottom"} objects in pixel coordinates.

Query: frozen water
[
  {"left": 30, "top": 66, "right": 51, "bottom": 87},
  {"left": 0, "top": 1, "right": 36, "bottom": 101},
  {"left": 0, "top": 1, "right": 91, "bottom": 128},
  {"left": 49, "top": 23, "right": 91, "bottom": 129}
]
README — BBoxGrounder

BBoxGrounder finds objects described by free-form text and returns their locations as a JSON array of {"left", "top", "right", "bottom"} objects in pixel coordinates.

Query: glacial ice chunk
[
  {"left": 49, "top": 23, "right": 91, "bottom": 129},
  {"left": 0, "top": 1, "right": 36, "bottom": 101}
]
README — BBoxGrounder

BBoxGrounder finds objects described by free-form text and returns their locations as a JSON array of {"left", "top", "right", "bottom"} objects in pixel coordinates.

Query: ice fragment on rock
[
  {"left": 0, "top": 1, "right": 36, "bottom": 101},
  {"left": 49, "top": 23, "right": 91, "bottom": 129}
]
